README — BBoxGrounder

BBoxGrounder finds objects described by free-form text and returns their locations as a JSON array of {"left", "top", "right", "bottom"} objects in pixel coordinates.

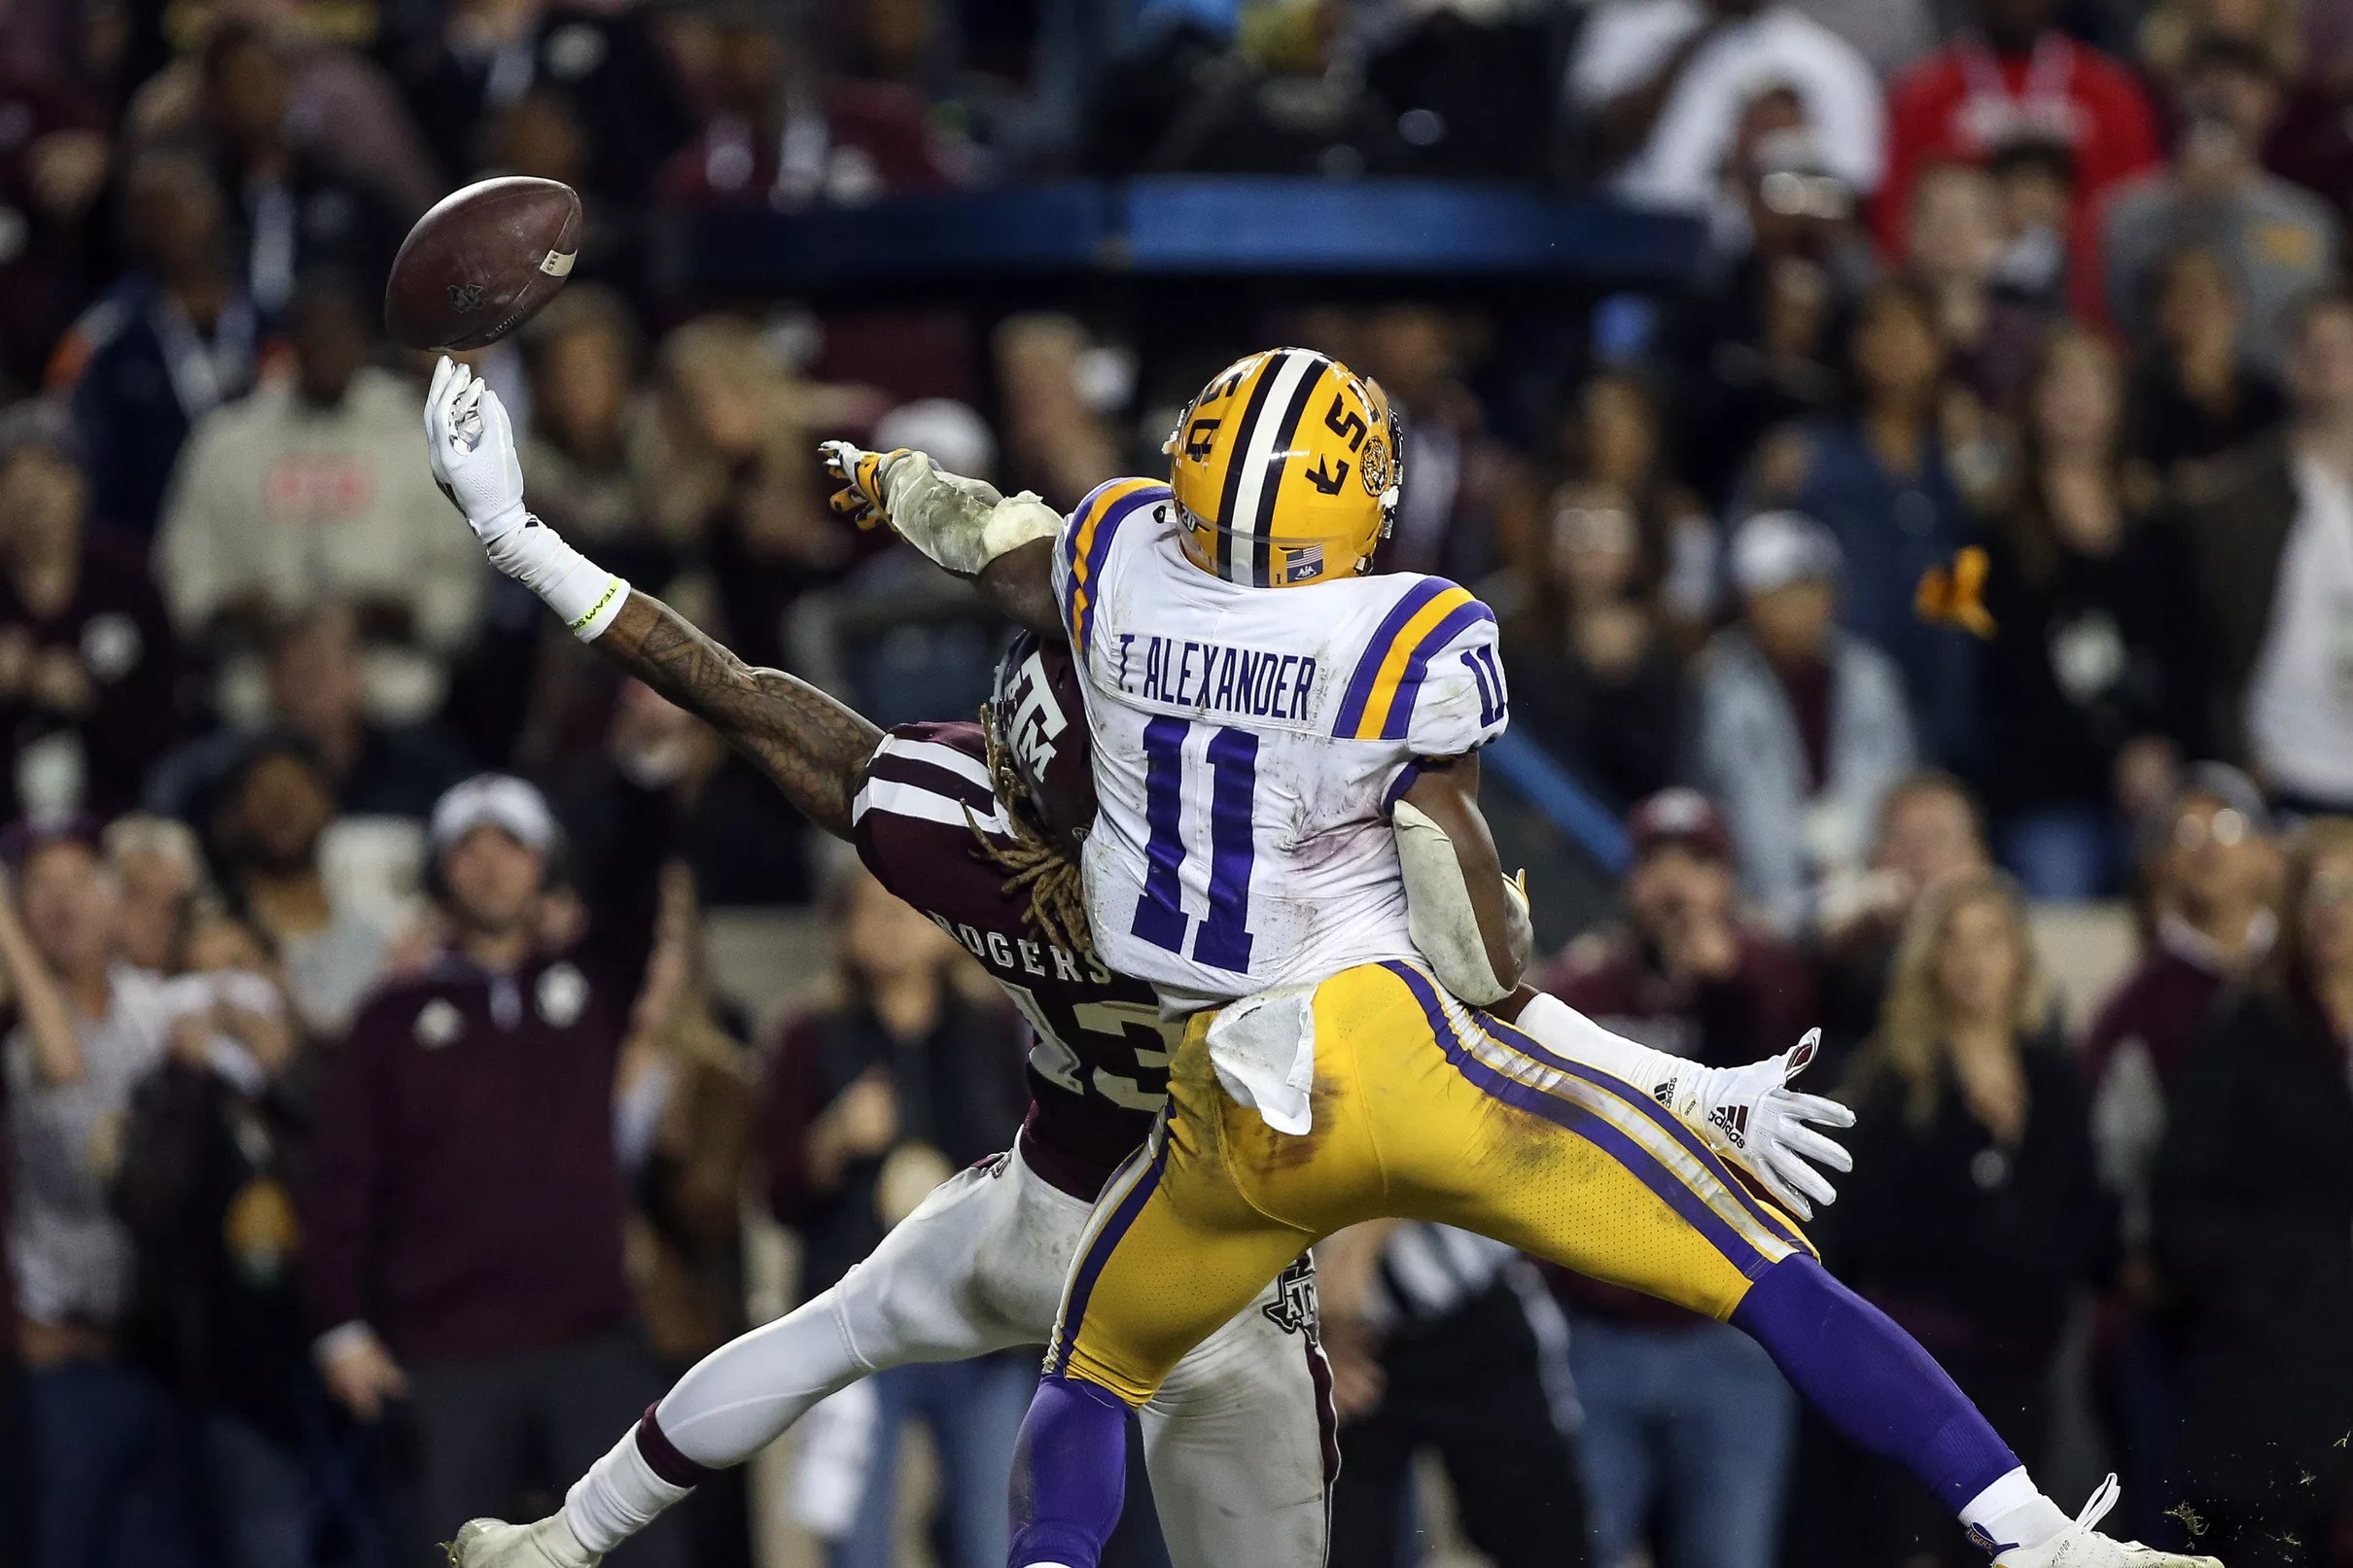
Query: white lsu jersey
[{"left": 1052, "top": 476, "right": 1509, "bottom": 1010}]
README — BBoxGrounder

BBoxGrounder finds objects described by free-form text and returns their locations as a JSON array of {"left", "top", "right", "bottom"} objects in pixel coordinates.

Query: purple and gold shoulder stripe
[
  {"left": 1060, "top": 477, "right": 1169, "bottom": 658},
  {"left": 1332, "top": 579, "right": 1494, "bottom": 742}
]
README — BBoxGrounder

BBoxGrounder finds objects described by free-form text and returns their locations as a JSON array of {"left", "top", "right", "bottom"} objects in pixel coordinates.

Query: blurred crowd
[{"left": 7, "top": 0, "right": 2353, "bottom": 1566}]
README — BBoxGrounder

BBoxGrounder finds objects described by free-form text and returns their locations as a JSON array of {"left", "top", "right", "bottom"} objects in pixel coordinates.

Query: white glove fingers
[
  {"left": 483, "top": 386, "right": 514, "bottom": 448},
  {"left": 441, "top": 363, "right": 475, "bottom": 431},
  {"left": 421, "top": 368, "right": 528, "bottom": 540},
  {"left": 454, "top": 374, "right": 486, "bottom": 426},
  {"left": 491, "top": 389, "right": 526, "bottom": 507},
  {"left": 1786, "top": 1092, "right": 1858, "bottom": 1130},
  {"left": 1783, "top": 1123, "right": 1854, "bottom": 1173},
  {"left": 1750, "top": 1163, "right": 1812, "bottom": 1221},
  {"left": 1771, "top": 1150, "right": 1837, "bottom": 1209}
]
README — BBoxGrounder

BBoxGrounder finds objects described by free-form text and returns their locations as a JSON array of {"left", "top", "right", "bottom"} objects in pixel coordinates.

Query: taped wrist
[
  {"left": 484, "top": 512, "right": 632, "bottom": 641},
  {"left": 879, "top": 451, "right": 1062, "bottom": 575}
]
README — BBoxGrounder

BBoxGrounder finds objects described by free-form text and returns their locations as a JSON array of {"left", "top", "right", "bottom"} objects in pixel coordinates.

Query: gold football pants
[{"left": 1049, "top": 959, "right": 1812, "bottom": 1405}]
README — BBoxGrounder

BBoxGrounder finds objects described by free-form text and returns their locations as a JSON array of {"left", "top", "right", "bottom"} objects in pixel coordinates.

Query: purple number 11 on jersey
[{"left": 1131, "top": 716, "right": 1259, "bottom": 971}]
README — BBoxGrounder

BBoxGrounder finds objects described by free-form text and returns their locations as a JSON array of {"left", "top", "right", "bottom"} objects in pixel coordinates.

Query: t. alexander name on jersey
[
  {"left": 927, "top": 911, "right": 1114, "bottom": 987},
  {"left": 1111, "top": 631, "right": 1318, "bottom": 724}
]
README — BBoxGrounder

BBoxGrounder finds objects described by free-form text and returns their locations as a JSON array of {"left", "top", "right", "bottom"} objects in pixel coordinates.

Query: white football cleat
[
  {"left": 1989, "top": 1477, "right": 2223, "bottom": 1567},
  {"left": 446, "top": 1515, "right": 602, "bottom": 1568}
]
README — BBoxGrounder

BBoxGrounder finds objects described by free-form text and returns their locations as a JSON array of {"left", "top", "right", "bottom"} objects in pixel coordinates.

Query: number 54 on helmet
[{"left": 1164, "top": 348, "right": 1402, "bottom": 589}]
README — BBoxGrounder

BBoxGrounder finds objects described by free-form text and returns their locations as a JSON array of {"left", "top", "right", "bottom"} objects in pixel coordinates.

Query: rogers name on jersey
[{"left": 928, "top": 911, "right": 1113, "bottom": 988}]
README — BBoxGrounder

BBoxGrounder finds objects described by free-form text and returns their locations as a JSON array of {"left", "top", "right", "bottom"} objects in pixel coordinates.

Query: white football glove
[
  {"left": 423, "top": 355, "right": 628, "bottom": 640},
  {"left": 1661, "top": 1029, "right": 1856, "bottom": 1220},
  {"left": 425, "top": 356, "right": 527, "bottom": 545}
]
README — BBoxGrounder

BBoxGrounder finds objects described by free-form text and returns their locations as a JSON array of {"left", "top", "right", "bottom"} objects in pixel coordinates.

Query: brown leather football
[{"left": 383, "top": 177, "right": 582, "bottom": 352}]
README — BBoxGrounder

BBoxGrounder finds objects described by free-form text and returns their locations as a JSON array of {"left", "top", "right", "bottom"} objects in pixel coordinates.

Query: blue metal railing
[
  {"left": 684, "top": 178, "right": 1706, "bottom": 292},
  {"left": 1482, "top": 731, "right": 1632, "bottom": 875}
]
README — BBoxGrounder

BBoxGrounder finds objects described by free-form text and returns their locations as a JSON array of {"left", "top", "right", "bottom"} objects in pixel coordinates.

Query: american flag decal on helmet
[{"left": 1216, "top": 348, "right": 1332, "bottom": 586}]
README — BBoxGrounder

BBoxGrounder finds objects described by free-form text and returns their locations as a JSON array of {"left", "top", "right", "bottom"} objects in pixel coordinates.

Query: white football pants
[{"left": 651, "top": 1144, "right": 1333, "bottom": 1567}]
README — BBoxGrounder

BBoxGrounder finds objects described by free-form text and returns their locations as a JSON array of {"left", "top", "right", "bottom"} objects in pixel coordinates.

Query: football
[{"left": 383, "top": 176, "right": 582, "bottom": 352}]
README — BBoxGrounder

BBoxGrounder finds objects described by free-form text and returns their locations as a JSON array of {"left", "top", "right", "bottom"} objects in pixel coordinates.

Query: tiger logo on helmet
[{"left": 1163, "top": 348, "right": 1402, "bottom": 589}]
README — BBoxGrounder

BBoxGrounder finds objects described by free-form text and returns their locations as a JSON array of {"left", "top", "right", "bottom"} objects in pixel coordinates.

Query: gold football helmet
[{"left": 1164, "top": 348, "right": 1401, "bottom": 588}]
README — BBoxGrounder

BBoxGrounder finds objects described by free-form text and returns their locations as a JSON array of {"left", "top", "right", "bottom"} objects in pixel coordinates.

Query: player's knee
[
  {"left": 1059, "top": 1340, "right": 1163, "bottom": 1411},
  {"left": 1729, "top": 1250, "right": 1830, "bottom": 1335}
]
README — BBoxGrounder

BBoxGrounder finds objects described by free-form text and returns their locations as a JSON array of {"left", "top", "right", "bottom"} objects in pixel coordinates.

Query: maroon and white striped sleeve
[{"left": 851, "top": 721, "right": 1011, "bottom": 895}]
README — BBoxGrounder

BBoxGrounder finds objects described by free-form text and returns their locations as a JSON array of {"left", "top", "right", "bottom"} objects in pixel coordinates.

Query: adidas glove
[{"left": 1659, "top": 1029, "right": 1856, "bottom": 1220}]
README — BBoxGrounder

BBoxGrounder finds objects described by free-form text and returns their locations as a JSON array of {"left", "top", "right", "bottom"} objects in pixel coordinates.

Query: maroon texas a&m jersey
[{"left": 852, "top": 720, "right": 1171, "bottom": 1200}]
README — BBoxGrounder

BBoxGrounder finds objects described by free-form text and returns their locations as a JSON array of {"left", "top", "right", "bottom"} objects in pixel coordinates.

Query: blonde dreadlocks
[{"left": 967, "top": 703, "right": 1096, "bottom": 959}]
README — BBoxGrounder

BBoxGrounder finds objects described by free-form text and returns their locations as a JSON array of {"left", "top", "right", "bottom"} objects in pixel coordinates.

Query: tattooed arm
[
  {"left": 598, "top": 591, "right": 883, "bottom": 842},
  {"left": 421, "top": 366, "right": 883, "bottom": 837},
  {"left": 820, "top": 442, "right": 1067, "bottom": 643}
]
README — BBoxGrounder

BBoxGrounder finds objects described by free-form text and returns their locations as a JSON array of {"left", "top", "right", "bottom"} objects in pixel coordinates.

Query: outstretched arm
[
  {"left": 977, "top": 540, "right": 1063, "bottom": 641},
  {"left": 597, "top": 593, "right": 881, "bottom": 840},
  {"left": 423, "top": 359, "right": 882, "bottom": 841},
  {"left": 823, "top": 442, "right": 1066, "bottom": 642}
]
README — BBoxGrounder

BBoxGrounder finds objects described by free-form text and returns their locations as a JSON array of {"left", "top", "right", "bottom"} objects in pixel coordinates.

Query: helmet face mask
[{"left": 1163, "top": 348, "right": 1403, "bottom": 588}]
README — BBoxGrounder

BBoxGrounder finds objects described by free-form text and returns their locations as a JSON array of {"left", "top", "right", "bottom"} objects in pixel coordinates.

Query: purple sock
[
  {"left": 1731, "top": 1255, "right": 2019, "bottom": 1512},
  {"left": 1006, "top": 1376, "right": 1130, "bottom": 1568}
]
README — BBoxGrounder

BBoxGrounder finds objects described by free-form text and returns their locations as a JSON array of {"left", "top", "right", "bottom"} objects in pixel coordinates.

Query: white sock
[
  {"left": 563, "top": 1429, "right": 692, "bottom": 1553},
  {"left": 1960, "top": 1466, "right": 2072, "bottom": 1554}
]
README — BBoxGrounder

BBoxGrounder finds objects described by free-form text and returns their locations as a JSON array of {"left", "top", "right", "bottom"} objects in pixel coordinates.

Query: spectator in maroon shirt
[
  {"left": 656, "top": 9, "right": 949, "bottom": 215},
  {"left": 1545, "top": 788, "right": 1821, "bottom": 1065},
  {"left": 654, "top": 9, "right": 966, "bottom": 404},
  {"left": 0, "top": 404, "right": 183, "bottom": 823},
  {"left": 1542, "top": 788, "right": 1816, "bottom": 1568},
  {"left": 299, "top": 772, "right": 685, "bottom": 1568}
]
